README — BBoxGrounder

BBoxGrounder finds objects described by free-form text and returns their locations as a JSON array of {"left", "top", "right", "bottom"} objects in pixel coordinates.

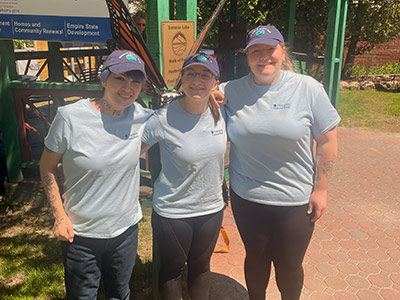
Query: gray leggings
[
  {"left": 152, "top": 209, "right": 223, "bottom": 300},
  {"left": 230, "top": 189, "right": 314, "bottom": 300}
]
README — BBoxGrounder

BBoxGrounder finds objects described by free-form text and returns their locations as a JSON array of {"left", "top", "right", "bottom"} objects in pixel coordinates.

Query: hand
[
  {"left": 53, "top": 216, "right": 74, "bottom": 243},
  {"left": 211, "top": 90, "right": 227, "bottom": 107},
  {"left": 307, "top": 189, "right": 327, "bottom": 222}
]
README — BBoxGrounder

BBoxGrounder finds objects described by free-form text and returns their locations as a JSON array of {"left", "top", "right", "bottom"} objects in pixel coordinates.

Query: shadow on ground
[{"left": 210, "top": 272, "right": 249, "bottom": 300}]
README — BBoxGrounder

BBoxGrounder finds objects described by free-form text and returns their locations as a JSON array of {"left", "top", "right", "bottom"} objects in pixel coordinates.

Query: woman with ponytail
[{"left": 142, "top": 53, "right": 226, "bottom": 300}]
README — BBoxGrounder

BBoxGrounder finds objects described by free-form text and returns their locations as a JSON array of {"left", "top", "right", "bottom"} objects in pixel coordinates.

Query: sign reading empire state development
[{"left": 0, "top": 0, "right": 126, "bottom": 42}]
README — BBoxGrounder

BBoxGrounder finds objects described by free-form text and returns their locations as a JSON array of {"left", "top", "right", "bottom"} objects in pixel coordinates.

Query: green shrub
[
  {"left": 351, "top": 62, "right": 400, "bottom": 77},
  {"left": 350, "top": 65, "right": 368, "bottom": 77}
]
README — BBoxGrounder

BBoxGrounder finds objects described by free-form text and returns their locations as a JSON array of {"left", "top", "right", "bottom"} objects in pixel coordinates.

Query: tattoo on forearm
[
  {"left": 315, "top": 165, "right": 321, "bottom": 182},
  {"left": 315, "top": 154, "right": 337, "bottom": 182},
  {"left": 54, "top": 218, "right": 64, "bottom": 228},
  {"left": 43, "top": 175, "right": 58, "bottom": 212},
  {"left": 322, "top": 154, "right": 337, "bottom": 179}
]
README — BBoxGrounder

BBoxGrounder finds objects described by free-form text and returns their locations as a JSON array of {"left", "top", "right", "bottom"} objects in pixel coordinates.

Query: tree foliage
[
  {"left": 129, "top": 0, "right": 400, "bottom": 77},
  {"left": 342, "top": 0, "right": 400, "bottom": 78}
]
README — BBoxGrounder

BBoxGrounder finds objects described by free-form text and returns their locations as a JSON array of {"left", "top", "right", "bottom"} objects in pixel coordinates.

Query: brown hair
[
  {"left": 133, "top": 11, "right": 145, "bottom": 21},
  {"left": 208, "top": 95, "right": 221, "bottom": 124}
]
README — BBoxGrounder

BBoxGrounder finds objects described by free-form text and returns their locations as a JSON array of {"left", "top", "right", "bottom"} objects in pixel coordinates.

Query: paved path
[{"left": 209, "top": 127, "right": 400, "bottom": 300}]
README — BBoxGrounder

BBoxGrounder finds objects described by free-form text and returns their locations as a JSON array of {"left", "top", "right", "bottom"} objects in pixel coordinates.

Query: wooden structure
[{"left": 0, "top": 40, "right": 106, "bottom": 181}]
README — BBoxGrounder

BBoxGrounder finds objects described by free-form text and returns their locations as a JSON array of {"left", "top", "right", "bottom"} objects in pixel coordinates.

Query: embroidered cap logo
[
  {"left": 196, "top": 55, "right": 208, "bottom": 62},
  {"left": 125, "top": 54, "right": 137, "bottom": 62},
  {"left": 255, "top": 29, "right": 265, "bottom": 36}
]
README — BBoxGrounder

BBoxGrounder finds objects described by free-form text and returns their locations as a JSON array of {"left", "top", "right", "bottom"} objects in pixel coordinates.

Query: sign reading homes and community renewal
[{"left": 0, "top": 0, "right": 126, "bottom": 42}]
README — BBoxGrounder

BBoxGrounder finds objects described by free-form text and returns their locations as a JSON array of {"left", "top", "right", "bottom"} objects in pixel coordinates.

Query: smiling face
[
  {"left": 247, "top": 43, "right": 285, "bottom": 85},
  {"left": 181, "top": 65, "right": 218, "bottom": 101},
  {"left": 101, "top": 72, "right": 142, "bottom": 110}
]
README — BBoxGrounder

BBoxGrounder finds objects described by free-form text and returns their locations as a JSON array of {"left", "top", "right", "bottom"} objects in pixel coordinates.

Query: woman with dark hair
[
  {"left": 142, "top": 53, "right": 226, "bottom": 300},
  {"left": 40, "top": 50, "right": 152, "bottom": 299},
  {"left": 219, "top": 25, "right": 340, "bottom": 300}
]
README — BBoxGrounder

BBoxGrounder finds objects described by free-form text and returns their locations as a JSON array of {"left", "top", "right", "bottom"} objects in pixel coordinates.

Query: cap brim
[
  {"left": 182, "top": 63, "right": 219, "bottom": 77},
  {"left": 108, "top": 64, "right": 146, "bottom": 77},
  {"left": 245, "top": 38, "right": 281, "bottom": 50}
]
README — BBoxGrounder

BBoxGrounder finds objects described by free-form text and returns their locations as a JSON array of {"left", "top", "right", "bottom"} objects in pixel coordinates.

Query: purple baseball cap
[
  {"left": 102, "top": 50, "right": 146, "bottom": 77},
  {"left": 245, "top": 25, "right": 284, "bottom": 50},
  {"left": 182, "top": 53, "right": 220, "bottom": 78}
]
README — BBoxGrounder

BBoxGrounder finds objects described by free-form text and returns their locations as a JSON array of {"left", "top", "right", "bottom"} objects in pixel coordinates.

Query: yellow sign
[{"left": 161, "top": 20, "right": 195, "bottom": 88}]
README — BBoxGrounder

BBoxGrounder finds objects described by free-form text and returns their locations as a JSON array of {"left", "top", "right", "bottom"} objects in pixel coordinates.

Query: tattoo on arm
[
  {"left": 315, "top": 164, "right": 321, "bottom": 182},
  {"left": 43, "top": 175, "right": 58, "bottom": 206},
  {"left": 54, "top": 218, "right": 64, "bottom": 228},
  {"left": 322, "top": 154, "right": 337, "bottom": 180},
  {"left": 315, "top": 154, "right": 337, "bottom": 183}
]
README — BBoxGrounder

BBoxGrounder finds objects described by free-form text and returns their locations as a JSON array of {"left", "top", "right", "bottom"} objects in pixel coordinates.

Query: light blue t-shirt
[
  {"left": 44, "top": 99, "right": 152, "bottom": 238},
  {"left": 220, "top": 71, "right": 341, "bottom": 206},
  {"left": 142, "top": 100, "right": 227, "bottom": 218}
]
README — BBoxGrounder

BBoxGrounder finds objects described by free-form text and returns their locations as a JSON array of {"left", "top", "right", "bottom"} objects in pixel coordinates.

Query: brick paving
[{"left": 209, "top": 126, "right": 400, "bottom": 300}]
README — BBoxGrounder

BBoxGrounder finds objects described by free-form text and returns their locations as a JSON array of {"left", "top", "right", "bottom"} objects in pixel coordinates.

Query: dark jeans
[
  {"left": 152, "top": 209, "right": 223, "bottom": 300},
  {"left": 61, "top": 224, "right": 139, "bottom": 300},
  {"left": 230, "top": 189, "right": 314, "bottom": 300}
]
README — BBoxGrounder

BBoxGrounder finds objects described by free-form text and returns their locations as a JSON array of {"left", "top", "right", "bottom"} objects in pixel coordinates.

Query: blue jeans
[{"left": 61, "top": 224, "right": 139, "bottom": 300}]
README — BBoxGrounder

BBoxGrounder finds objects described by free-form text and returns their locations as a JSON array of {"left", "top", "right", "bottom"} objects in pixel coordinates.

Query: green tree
[
  {"left": 342, "top": 0, "right": 400, "bottom": 79},
  {"left": 128, "top": 0, "right": 146, "bottom": 14},
  {"left": 195, "top": 0, "right": 329, "bottom": 51},
  {"left": 129, "top": 0, "right": 399, "bottom": 79}
]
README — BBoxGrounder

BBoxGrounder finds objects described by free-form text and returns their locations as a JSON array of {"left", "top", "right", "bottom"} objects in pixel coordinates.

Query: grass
[
  {"left": 0, "top": 179, "right": 154, "bottom": 300},
  {"left": 1, "top": 89, "right": 399, "bottom": 299},
  {"left": 338, "top": 90, "right": 400, "bottom": 132}
]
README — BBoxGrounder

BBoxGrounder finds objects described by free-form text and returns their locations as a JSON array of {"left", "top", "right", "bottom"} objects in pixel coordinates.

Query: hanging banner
[
  {"left": 161, "top": 20, "right": 195, "bottom": 88},
  {"left": 0, "top": 0, "right": 126, "bottom": 42}
]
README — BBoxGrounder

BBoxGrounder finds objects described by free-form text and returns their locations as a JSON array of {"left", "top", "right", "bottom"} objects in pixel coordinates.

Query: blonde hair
[{"left": 280, "top": 43, "right": 295, "bottom": 72}]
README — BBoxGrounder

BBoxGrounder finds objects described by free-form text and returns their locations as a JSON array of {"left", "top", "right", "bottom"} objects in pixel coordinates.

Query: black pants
[
  {"left": 230, "top": 189, "right": 314, "bottom": 300},
  {"left": 152, "top": 209, "right": 223, "bottom": 300}
]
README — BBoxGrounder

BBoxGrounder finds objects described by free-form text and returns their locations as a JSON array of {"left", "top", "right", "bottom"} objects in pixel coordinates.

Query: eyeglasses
[{"left": 183, "top": 72, "right": 214, "bottom": 82}]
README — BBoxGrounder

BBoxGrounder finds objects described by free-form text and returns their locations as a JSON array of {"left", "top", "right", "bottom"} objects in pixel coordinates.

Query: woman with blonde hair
[{"left": 220, "top": 25, "right": 340, "bottom": 300}]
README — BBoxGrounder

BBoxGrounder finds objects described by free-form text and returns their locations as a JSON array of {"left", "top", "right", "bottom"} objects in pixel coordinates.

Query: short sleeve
[
  {"left": 44, "top": 110, "right": 70, "bottom": 154},
  {"left": 142, "top": 111, "right": 165, "bottom": 145},
  {"left": 310, "top": 82, "right": 341, "bottom": 137}
]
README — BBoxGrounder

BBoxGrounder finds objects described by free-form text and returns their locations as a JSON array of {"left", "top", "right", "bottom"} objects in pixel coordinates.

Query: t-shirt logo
[
  {"left": 211, "top": 129, "right": 224, "bottom": 136},
  {"left": 125, "top": 132, "right": 139, "bottom": 140},
  {"left": 273, "top": 103, "right": 290, "bottom": 110}
]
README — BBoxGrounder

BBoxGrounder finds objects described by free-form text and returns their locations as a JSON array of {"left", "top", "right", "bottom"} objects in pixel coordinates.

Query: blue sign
[{"left": 0, "top": 14, "right": 112, "bottom": 42}]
